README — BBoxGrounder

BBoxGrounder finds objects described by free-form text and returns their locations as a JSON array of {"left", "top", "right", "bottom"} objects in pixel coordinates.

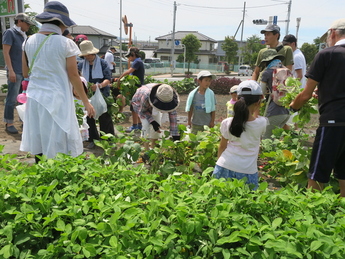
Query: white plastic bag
[
  {"left": 90, "top": 87, "right": 107, "bottom": 120},
  {"left": 79, "top": 115, "right": 89, "bottom": 141},
  {"left": 16, "top": 103, "right": 26, "bottom": 122}
]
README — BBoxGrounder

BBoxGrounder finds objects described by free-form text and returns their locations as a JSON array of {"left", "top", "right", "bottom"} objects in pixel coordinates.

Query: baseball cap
[
  {"left": 282, "top": 34, "right": 297, "bottom": 45},
  {"left": 237, "top": 80, "right": 263, "bottom": 96},
  {"left": 261, "top": 24, "right": 280, "bottom": 34},
  {"left": 197, "top": 70, "right": 216, "bottom": 80},
  {"left": 320, "top": 18, "right": 345, "bottom": 42},
  {"left": 230, "top": 85, "right": 238, "bottom": 94},
  {"left": 15, "top": 13, "right": 35, "bottom": 26}
]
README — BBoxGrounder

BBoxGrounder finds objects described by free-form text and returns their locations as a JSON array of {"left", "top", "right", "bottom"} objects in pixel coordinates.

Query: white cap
[
  {"left": 237, "top": 80, "right": 263, "bottom": 95},
  {"left": 320, "top": 18, "right": 345, "bottom": 42},
  {"left": 197, "top": 70, "right": 216, "bottom": 80},
  {"left": 230, "top": 85, "right": 238, "bottom": 93}
]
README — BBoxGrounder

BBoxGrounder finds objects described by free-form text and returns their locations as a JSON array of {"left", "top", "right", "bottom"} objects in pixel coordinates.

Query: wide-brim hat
[
  {"left": 149, "top": 83, "right": 180, "bottom": 112},
  {"left": 260, "top": 49, "right": 285, "bottom": 65},
  {"left": 35, "top": 1, "right": 75, "bottom": 27},
  {"left": 79, "top": 40, "right": 99, "bottom": 56}
]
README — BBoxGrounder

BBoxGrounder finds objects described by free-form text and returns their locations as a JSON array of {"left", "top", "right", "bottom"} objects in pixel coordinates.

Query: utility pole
[
  {"left": 286, "top": 0, "right": 292, "bottom": 35},
  {"left": 296, "top": 17, "right": 301, "bottom": 40},
  {"left": 238, "top": 2, "right": 246, "bottom": 67},
  {"left": 119, "top": 0, "right": 123, "bottom": 74},
  {"left": 170, "top": 1, "right": 177, "bottom": 77}
]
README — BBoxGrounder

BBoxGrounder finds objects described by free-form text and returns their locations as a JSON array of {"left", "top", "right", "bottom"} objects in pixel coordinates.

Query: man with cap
[
  {"left": 252, "top": 24, "right": 294, "bottom": 82},
  {"left": 283, "top": 34, "right": 307, "bottom": 88},
  {"left": 117, "top": 47, "right": 145, "bottom": 132},
  {"left": 131, "top": 83, "right": 180, "bottom": 150},
  {"left": 2, "top": 13, "right": 34, "bottom": 134},
  {"left": 104, "top": 46, "right": 116, "bottom": 74},
  {"left": 290, "top": 18, "right": 345, "bottom": 197}
]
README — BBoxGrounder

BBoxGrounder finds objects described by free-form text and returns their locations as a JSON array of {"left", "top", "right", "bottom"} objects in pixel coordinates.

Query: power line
[{"left": 181, "top": 3, "right": 285, "bottom": 10}]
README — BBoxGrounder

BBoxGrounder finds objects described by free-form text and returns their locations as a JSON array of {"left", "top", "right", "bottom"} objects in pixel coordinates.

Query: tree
[
  {"left": 176, "top": 54, "right": 184, "bottom": 63},
  {"left": 24, "top": 4, "right": 39, "bottom": 36},
  {"left": 240, "top": 35, "right": 266, "bottom": 65},
  {"left": 181, "top": 34, "right": 201, "bottom": 73},
  {"left": 221, "top": 36, "right": 238, "bottom": 65},
  {"left": 139, "top": 51, "right": 146, "bottom": 60},
  {"left": 300, "top": 42, "right": 318, "bottom": 65}
]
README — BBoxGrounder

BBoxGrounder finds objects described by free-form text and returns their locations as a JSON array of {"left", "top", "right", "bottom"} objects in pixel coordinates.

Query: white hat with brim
[
  {"left": 149, "top": 83, "right": 180, "bottom": 113},
  {"left": 79, "top": 40, "right": 99, "bottom": 56},
  {"left": 35, "top": 1, "right": 75, "bottom": 27},
  {"left": 197, "top": 70, "right": 216, "bottom": 80},
  {"left": 237, "top": 80, "right": 263, "bottom": 96},
  {"left": 320, "top": 18, "right": 345, "bottom": 42}
]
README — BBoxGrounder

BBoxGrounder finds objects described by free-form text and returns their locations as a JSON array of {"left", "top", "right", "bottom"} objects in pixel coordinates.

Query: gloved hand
[
  {"left": 172, "top": 135, "right": 180, "bottom": 141},
  {"left": 150, "top": 120, "right": 160, "bottom": 131}
]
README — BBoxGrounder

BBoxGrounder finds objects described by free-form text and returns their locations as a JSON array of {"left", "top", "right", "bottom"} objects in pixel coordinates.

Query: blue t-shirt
[
  {"left": 131, "top": 58, "right": 145, "bottom": 86},
  {"left": 2, "top": 28, "right": 25, "bottom": 74}
]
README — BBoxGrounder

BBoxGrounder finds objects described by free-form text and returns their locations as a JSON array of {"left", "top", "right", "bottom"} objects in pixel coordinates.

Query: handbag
[{"left": 90, "top": 87, "right": 107, "bottom": 120}]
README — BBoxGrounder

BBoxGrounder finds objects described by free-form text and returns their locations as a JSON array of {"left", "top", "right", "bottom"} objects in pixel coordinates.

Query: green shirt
[{"left": 255, "top": 44, "right": 294, "bottom": 82}]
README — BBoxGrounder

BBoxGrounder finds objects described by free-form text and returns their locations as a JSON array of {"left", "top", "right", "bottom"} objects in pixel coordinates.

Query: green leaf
[
  {"left": 310, "top": 240, "right": 323, "bottom": 251},
  {"left": 56, "top": 219, "right": 65, "bottom": 231},
  {"left": 272, "top": 217, "right": 283, "bottom": 230},
  {"left": 222, "top": 249, "right": 231, "bottom": 259},
  {"left": 0, "top": 244, "right": 12, "bottom": 258},
  {"left": 109, "top": 236, "right": 118, "bottom": 248}
]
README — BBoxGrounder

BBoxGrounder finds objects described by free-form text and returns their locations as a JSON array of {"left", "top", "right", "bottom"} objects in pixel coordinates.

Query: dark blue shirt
[
  {"left": 2, "top": 28, "right": 25, "bottom": 73},
  {"left": 131, "top": 58, "right": 145, "bottom": 86}
]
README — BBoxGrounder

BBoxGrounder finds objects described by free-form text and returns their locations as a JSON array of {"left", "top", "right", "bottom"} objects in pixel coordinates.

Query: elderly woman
[
  {"left": 20, "top": 1, "right": 94, "bottom": 162},
  {"left": 77, "top": 40, "right": 114, "bottom": 149}
]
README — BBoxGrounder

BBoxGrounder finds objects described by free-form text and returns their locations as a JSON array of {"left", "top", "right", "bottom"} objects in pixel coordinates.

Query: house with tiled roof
[
  {"left": 155, "top": 31, "right": 217, "bottom": 64},
  {"left": 68, "top": 25, "right": 118, "bottom": 55}
]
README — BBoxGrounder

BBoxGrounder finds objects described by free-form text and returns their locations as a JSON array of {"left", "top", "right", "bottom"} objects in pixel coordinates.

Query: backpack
[{"left": 271, "top": 66, "right": 293, "bottom": 106}]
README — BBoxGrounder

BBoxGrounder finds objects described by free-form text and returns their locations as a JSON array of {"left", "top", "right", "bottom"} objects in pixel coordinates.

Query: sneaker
[
  {"left": 5, "top": 124, "right": 18, "bottom": 134},
  {"left": 125, "top": 125, "right": 138, "bottom": 133},
  {"left": 138, "top": 123, "right": 142, "bottom": 130},
  {"left": 87, "top": 142, "right": 95, "bottom": 149}
]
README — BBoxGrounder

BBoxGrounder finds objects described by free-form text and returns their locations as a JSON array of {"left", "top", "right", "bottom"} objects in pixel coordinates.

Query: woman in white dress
[{"left": 20, "top": 1, "right": 94, "bottom": 162}]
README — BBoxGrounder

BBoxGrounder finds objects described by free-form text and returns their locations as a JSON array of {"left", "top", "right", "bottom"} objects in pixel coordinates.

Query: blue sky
[{"left": 27, "top": 0, "right": 344, "bottom": 46}]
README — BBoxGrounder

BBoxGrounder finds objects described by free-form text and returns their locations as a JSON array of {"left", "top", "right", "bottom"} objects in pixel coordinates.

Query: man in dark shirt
[
  {"left": 290, "top": 18, "right": 345, "bottom": 197},
  {"left": 2, "top": 13, "right": 34, "bottom": 134}
]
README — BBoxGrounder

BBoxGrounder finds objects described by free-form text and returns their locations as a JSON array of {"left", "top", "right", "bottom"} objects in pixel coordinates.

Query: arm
[
  {"left": 117, "top": 67, "right": 136, "bottom": 86},
  {"left": 295, "top": 69, "right": 303, "bottom": 81},
  {"left": 286, "top": 64, "right": 293, "bottom": 71},
  {"left": 22, "top": 51, "right": 29, "bottom": 79},
  {"left": 217, "top": 136, "right": 228, "bottom": 158},
  {"left": 209, "top": 111, "right": 215, "bottom": 128},
  {"left": 290, "top": 78, "right": 318, "bottom": 110},
  {"left": 251, "top": 66, "right": 260, "bottom": 81},
  {"left": 66, "top": 56, "right": 95, "bottom": 118},
  {"left": 187, "top": 108, "right": 193, "bottom": 127},
  {"left": 3, "top": 44, "right": 16, "bottom": 82}
]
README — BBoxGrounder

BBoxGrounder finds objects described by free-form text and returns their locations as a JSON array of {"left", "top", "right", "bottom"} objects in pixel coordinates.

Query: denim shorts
[{"left": 213, "top": 165, "right": 258, "bottom": 190}]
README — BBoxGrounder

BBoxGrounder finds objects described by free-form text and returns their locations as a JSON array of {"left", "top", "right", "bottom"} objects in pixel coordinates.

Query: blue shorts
[{"left": 213, "top": 165, "right": 258, "bottom": 190}]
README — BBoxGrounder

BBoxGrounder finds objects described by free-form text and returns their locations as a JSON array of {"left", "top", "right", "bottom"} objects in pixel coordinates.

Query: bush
[{"left": 210, "top": 77, "right": 242, "bottom": 95}]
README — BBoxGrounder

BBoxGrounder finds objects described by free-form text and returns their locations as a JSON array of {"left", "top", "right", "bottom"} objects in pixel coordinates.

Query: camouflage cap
[{"left": 260, "top": 48, "right": 285, "bottom": 65}]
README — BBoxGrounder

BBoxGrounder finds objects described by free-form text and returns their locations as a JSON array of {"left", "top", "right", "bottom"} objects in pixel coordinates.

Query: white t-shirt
[
  {"left": 293, "top": 49, "right": 307, "bottom": 88},
  {"left": 216, "top": 116, "right": 267, "bottom": 174},
  {"left": 104, "top": 51, "right": 114, "bottom": 70}
]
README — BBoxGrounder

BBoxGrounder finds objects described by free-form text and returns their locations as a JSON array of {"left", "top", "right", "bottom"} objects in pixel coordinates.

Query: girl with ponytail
[{"left": 213, "top": 80, "right": 267, "bottom": 189}]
